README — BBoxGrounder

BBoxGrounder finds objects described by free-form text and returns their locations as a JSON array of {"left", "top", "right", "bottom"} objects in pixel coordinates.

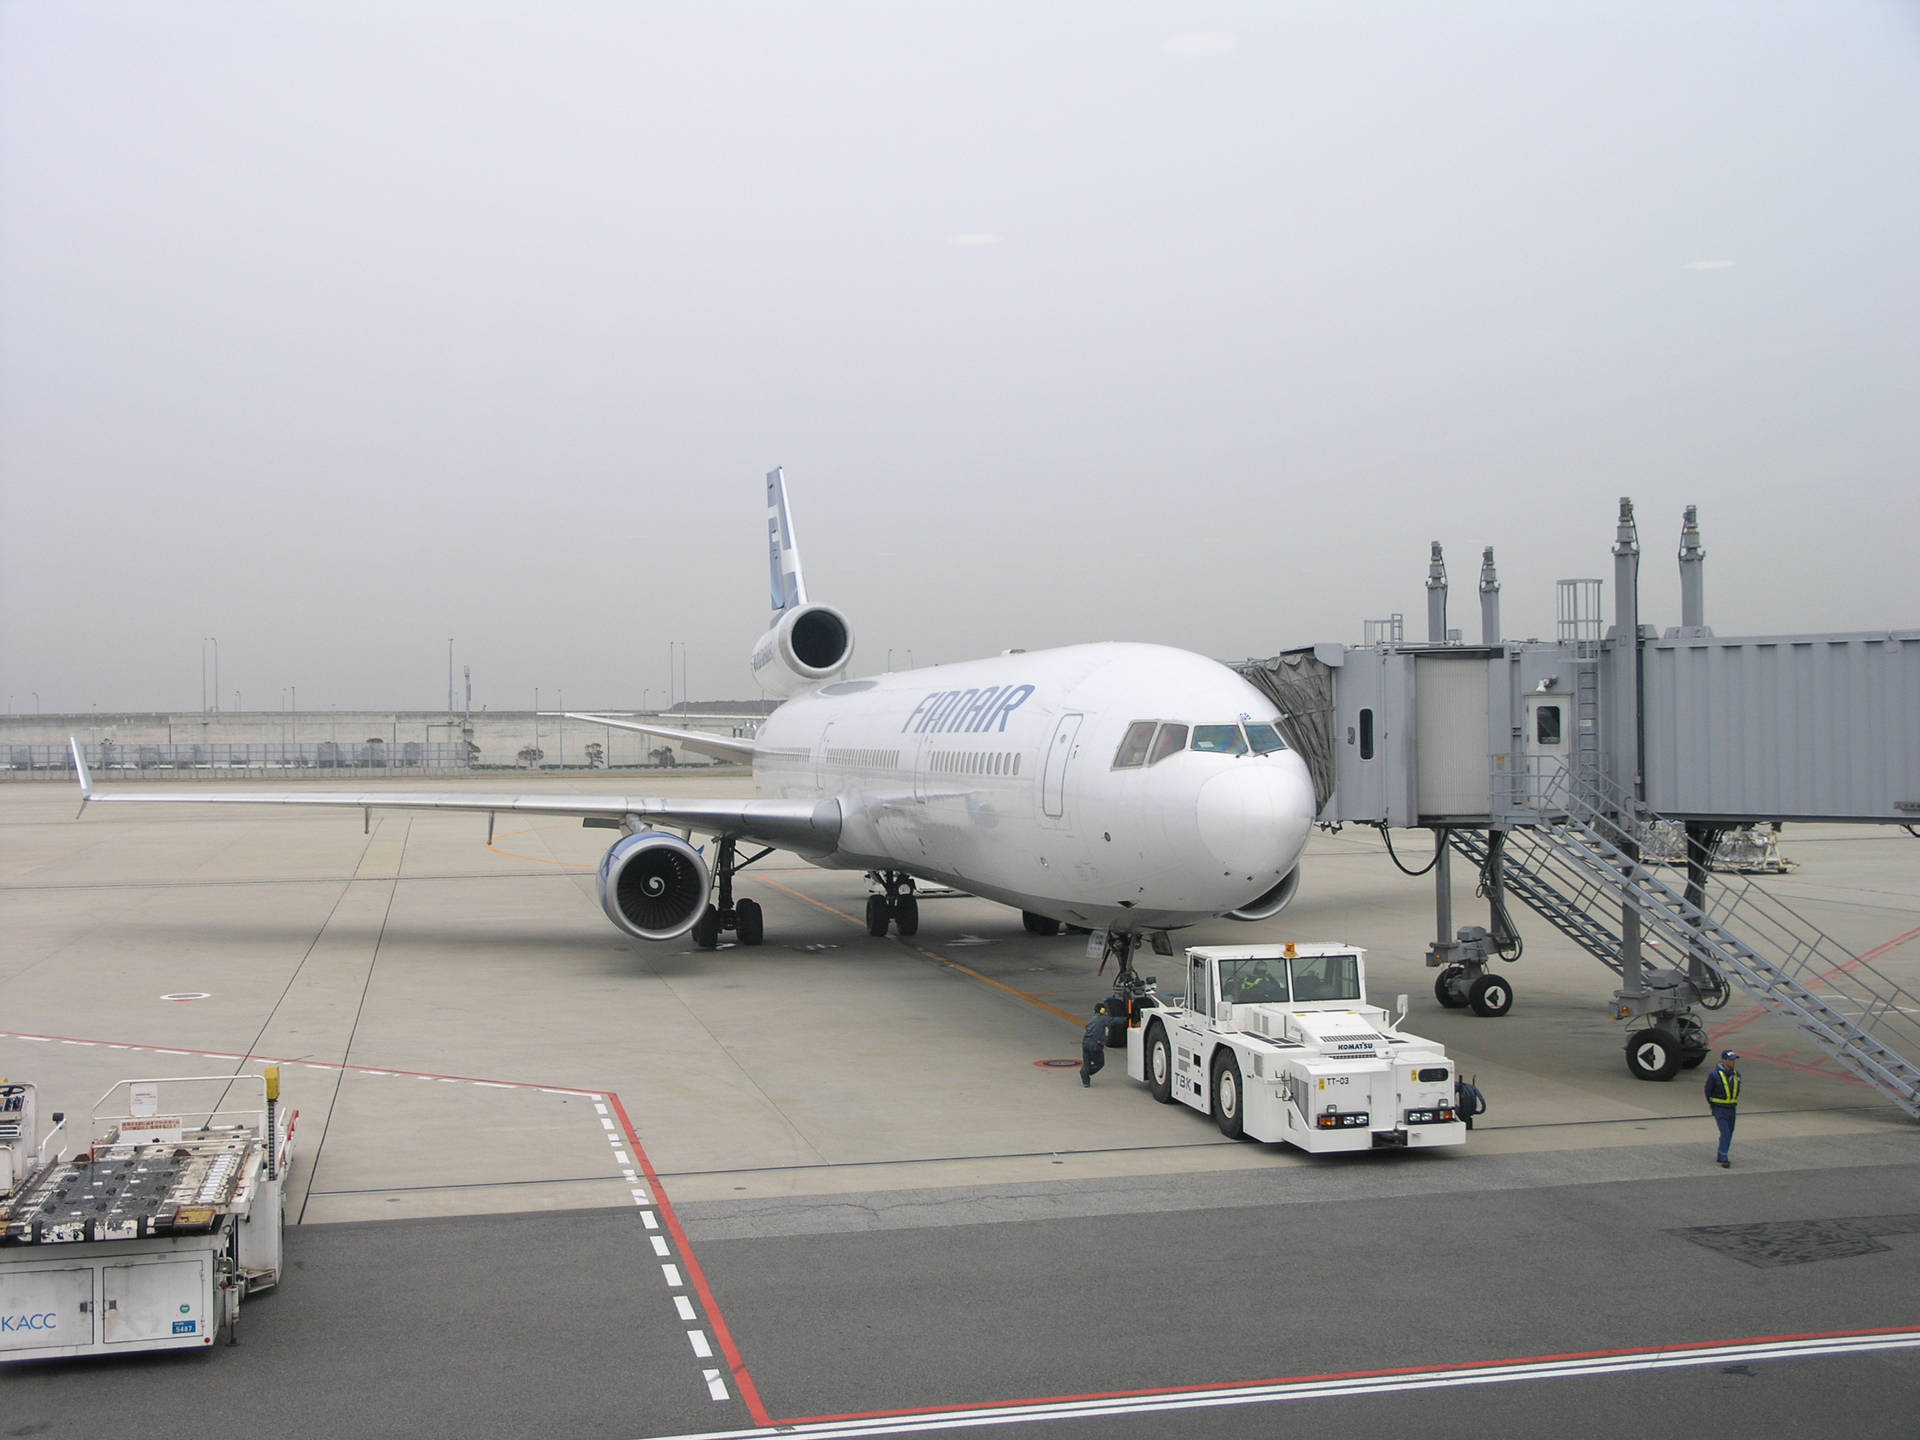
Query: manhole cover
[
  {"left": 1035, "top": 1058, "right": 1080, "bottom": 1069},
  {"left": 160, "top": 992, "right": 210, "bottom": 1002}
]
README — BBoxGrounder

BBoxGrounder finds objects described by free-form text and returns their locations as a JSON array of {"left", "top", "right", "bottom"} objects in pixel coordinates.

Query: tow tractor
[
  {"left": 1, "top": 1071, "right": 294, "bottom": 1362},
  {"left": 1123, "top": 943, "right": 1467, "bottom": 1153}
]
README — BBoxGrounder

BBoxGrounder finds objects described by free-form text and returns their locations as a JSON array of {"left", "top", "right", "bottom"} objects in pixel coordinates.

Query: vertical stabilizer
[{"left": 767, "top": 467, "right": 810, "bottom": 616}]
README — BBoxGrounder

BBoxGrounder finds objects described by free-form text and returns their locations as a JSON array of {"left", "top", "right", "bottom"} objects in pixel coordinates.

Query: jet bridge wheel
[
  {"left": 1211, "top": 1053, "right": 1246, "bottom": 1140},
  {"left": 1434, "top": 966, "right": 1470, "bottom": 1009},
  {"left": 734, "top": 899, "right": 764, "bottom": 946},
  {"left": 1145, "top": 1024, "right": 1174, "bottom": 1104},
  {"left": 1467, "top": 973, "right": 1514, "bottom": 1018},
  {"left": 1625, "top": 1026, "right": 1683, "bottom": 1082}
]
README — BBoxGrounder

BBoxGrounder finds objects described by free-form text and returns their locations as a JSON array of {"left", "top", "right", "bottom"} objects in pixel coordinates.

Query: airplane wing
[
  {"left": 68, "top": 739, "right": 840, "bottom": 856},
  {"left": 559, "top": 712, "right": 758, "bottom": 764}
]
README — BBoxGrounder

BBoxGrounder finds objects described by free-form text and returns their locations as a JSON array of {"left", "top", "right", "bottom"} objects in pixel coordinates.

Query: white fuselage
[{"left": 749, "top": 642, "right": 1315, "bottom": 931}]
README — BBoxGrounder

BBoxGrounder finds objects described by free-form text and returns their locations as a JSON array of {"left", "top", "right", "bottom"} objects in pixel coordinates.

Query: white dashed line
[
  {"left": 652, "top": 1235, "right": 671, "bottom": 1257},
  {"left": 640, "top": 1211, "right": 659, "bottom": 1231},
  {"left": 662, "top": 1264, "right": 683, "bottom": 1287},
  {"left": 703, "top": 1369, "right": 729, "bottom": 1402},
  {"left": 675, "top": 1296, "right": 697, "bottom": 1322},
  {"left": 688, "top": 1330, "right": 713, "bottom": 1359}
]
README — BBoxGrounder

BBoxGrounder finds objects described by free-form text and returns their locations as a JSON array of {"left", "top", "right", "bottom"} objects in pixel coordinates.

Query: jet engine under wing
[
  {"left": 69, "top": 739, "right": 840, "bottom": 856},
  {"left": 561, "top": 713, "right": 758, "bottom": 764}
]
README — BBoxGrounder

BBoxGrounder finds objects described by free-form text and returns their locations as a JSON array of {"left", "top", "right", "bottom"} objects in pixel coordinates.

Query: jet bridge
[{"left": 1238, "top": 502, "right": 1920, "bottom": 1112}]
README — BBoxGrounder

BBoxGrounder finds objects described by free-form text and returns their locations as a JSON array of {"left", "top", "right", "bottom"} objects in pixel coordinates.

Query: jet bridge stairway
[{"left": 1447, "top": 773, "right": 1920, "bottom": 1116}]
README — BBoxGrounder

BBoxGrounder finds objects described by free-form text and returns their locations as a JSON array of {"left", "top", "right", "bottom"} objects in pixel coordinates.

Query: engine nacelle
[
  {"left": 597, "top": 831, "right": 711, "bottom": 941},
  {"left": 1227, "top": 865, "right": 1301, "bottom": 922},
  {"left": 749, "top": 603, "right": 855, "bottom": 699}
]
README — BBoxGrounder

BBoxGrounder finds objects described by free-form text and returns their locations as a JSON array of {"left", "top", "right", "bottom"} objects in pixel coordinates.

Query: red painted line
[
  {"left": 769, "top": 1323, "right": 1920, "bottom": 1426},
  {"left": 606, "top": 1090, "right": 772, "bottom": 1427},
  {"left": 1710, "top": 923, "right": 1920, "bottom": 1043}
]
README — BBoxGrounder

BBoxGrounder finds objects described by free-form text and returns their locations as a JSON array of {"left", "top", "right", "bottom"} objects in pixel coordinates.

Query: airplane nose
[{"left": 1195, "top": 761, "right": 1315, "bottom": 875}]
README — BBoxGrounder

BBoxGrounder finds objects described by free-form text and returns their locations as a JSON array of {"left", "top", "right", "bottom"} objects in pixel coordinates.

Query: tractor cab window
[
  {"left": 1218, "top": 956, "right": 1289, "bottom": 1004},
  {"left": 1243, "top": 722, "right": 1287, "bottom": 754},
  {"left": 1191, "top": 724, "right": 1248, "bottom": 756},
  {"left": 1147, "top": 723, "right": 1188, "bottom": 765},
  {"left": 1112, "top": 721, "right": 1157, "bottom": 769},
  {"left": 1288, "top": 952, "right": 1362, "bottom": 1003}
]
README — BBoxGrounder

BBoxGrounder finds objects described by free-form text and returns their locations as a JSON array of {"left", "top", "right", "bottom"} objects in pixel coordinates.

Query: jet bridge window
[
  {"left": 1243, "top": 723, "right": 1287, "bottom": 754},
  {"left": 1536, "top": 705, "right": 1563, "bottom": 746},
  {"left": 1112, "top": 721, "right": 1157, "bottom": 769},
  {"left": 1289, "top": 953, "right": 1361, "bottom": 1002},
  {"left": 1191, "top": 725, "right": 1248, "bottom": 756}
]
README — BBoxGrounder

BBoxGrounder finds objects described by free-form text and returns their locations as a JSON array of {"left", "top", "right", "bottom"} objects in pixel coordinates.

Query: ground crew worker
[
  {"left": 1080, "top": 1003, "right": 1109, "bottom": 1087},
  {"left": 1706, "top": 1049, "right": 1740, "bottom": 1167}
]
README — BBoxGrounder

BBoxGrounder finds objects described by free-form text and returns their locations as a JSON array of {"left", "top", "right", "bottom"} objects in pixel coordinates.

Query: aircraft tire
[
  {"left": 1145, "top": 1024, "right": 1174, "bottom": 1104},
  {"left": 893, "top": 896, "right": 919, "bottom": 937},
  {"left": 1433, "top": 966, "right": 1469, "bottom": 1009},
  {"left": 692, "top": 905, "right": 720, "bottom": 950},
  {"left": 865, "top": 896, "right": 890, "bottom": 937},
  {"left": 1468, "top": 973, "right": 1514, "bottom": 1017},
  {"left": 1212, "top": 1054, "right": 1246, "bottom": 1140},
  {"left": 1625, "top": 1027, "right": 1682, "bottom": 1082},
  {"left": 735, "top": 899, "right": 763, "bottom": 946}
]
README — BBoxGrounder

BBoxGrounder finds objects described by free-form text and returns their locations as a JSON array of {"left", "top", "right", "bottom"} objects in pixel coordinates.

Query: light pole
[
  {"left": 533, "top": 687, "right": 540, "bottom": 768},
  {"left": 558, "top": 689, "right": 564, "bottom": 771},
  {"left": 212, "top": 637, "right": 218, "bottom": 713},
  {"left": 34, "top": 691, "right": 40, "bottom": 713}
]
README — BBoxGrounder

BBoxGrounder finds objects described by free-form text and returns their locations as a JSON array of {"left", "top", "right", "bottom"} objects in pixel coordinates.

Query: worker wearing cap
[
  {"left": 1080, "top": 1002, "right": 1109, "bottom": 1087},
  {"left": 1705, "top": 1049, "right": 1741, "bottom": 1167}
]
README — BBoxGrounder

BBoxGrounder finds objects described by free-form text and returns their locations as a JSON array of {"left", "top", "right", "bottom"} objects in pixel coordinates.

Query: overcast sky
[{"left": 3, "top": 0, "right": 1916, "bottom": 714}]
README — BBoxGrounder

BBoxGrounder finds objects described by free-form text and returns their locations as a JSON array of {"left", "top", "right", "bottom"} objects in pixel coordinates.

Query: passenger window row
[
  {"left": 931, "top": 749, "right": 1021, "bottom": 777},
  {"left": 827, "top": 748, "right": 901, "bottom": 770}
]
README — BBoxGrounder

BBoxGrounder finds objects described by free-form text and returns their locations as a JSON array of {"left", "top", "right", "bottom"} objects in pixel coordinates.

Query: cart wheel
[
  {"left": 1468, "top": 973, "right": 1514, "bottom": 1017},
  {"left": 865, "top": 895, "right": 890, "bottom": 937},
  {"left": 734, "top": 898, "right": 763, "bottom": 946},
  {"left": 1626, "top": 1027, "right": 1682, "bottom": 1081},
  {"left": 691, "top": 904, "right": 720, "bottom": 950},
  {"left": 1212, "top": 1054, "right": 1246, "bottom": 1139},
  {"left": 892, "top": 895, "right": 919, "bottom": 937},
  {"left": 1433, "top": 965, "right": 1469, "bottom": 1009},
  {"left": 1146, "top": 1024, "right": 1174, "bottom": 1104}
]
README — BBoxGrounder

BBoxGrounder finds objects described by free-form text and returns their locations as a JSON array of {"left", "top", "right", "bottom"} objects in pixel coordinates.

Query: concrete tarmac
[{"left": 3, "top": 777, "right": 1917, "bottom": 1436}]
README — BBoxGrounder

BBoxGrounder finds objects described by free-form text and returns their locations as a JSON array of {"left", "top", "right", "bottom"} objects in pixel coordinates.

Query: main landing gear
[
  {"left": 691, "top": 836, "right": 776, "bottom": 950},
  {"left": 865, "top": 872, "right": 920, "bottom": 938}
]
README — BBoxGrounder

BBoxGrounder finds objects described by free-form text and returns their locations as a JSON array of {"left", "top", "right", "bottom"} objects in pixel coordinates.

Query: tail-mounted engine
[
  {"left": 749, "top": 602, "right": 855, "bottom": 699},
  {"left": 597, "top": 831, "right": 711, "bottom": 941},
  {"left": 1227, "top": 865, "right": 1301, "bottom": 922}
]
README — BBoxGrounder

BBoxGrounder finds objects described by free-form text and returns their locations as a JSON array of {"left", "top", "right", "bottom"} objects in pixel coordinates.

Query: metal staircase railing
[
  {"left": 1508, "top": 761, "right": 1920, "bottom": 1117},
  {"left": 1445, "top": 827, "right": 1626, "bottom": 973}
]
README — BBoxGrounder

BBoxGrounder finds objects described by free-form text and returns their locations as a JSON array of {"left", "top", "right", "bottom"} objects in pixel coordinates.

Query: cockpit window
[
  {"left": 1191, "top": 724, "right": 1248, "bottom": 756},
  {"left": 1289, "top": 953, "right": 1362, "bottom": 1002},
  {"left": 1219, "top": 956, "right": 1289, "bottom": 1004},
  {"left": 1244, "top": 723, "right": 1287, "bottom": 754},
  {"left": 1148, "top": 723, "right": 1188, "bottom": 765},
  {"left": 1112, "top": 720, "right": 1156, "bottom": 769}
]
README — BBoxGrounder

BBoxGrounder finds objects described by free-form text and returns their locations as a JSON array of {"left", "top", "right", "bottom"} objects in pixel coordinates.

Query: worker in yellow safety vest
[{"left": 1705, "top": 1049, "right": 1741, "bottom": 1168}]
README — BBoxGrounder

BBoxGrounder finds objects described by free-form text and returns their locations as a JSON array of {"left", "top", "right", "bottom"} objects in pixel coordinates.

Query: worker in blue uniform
[
  {"left": 1080, "top": 1002, "right": 1110, "bottom": 1087},
  {"left": 1705, "top": 1049, "right": 1741, "bottom": 1167}
]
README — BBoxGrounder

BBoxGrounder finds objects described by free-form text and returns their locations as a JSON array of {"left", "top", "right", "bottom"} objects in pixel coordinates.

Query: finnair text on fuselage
[{"left": 900, "top": 684, "right": 1035, "bottom": 735}]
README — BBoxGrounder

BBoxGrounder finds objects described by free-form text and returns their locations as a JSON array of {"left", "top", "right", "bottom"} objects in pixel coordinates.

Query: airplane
[{"left": 70, "top": 468, "right": 1316, "bottom": 994}]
